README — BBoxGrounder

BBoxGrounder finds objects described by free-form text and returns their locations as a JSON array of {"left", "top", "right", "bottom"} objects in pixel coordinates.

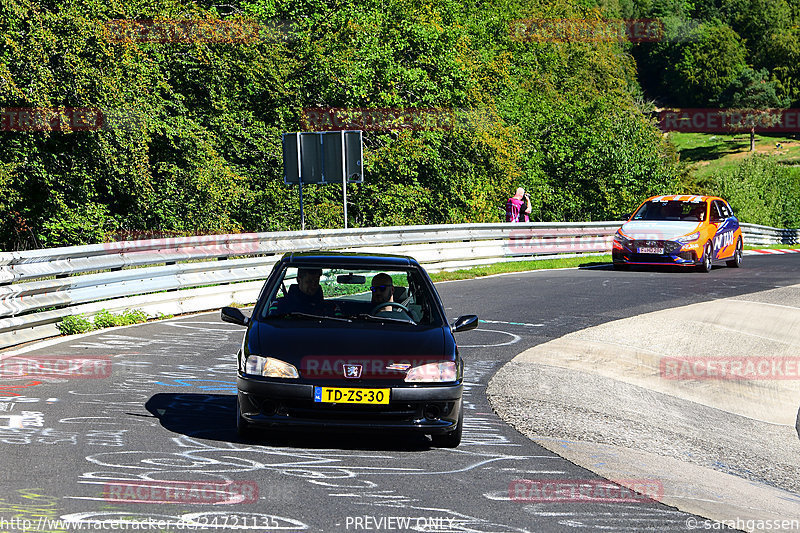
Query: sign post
[
  {"left": 282, "top": 131, "right": 363, "bottom": 230},
  {"left": 341, "top": 131, "right": 347, "bottom": 228}
]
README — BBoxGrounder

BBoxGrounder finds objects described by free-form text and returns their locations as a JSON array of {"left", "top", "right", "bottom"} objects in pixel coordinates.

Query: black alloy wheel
[
  {"left": 698, "top": 242, "right": 713, "bottom": 273},
  {"left": 726, "top": 239, "right": 743, "bottom": 268}
]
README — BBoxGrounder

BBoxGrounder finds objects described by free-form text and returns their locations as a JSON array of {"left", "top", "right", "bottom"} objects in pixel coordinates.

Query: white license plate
[{"left": 638, "top": 247, "right": 663, "bottom": 254}]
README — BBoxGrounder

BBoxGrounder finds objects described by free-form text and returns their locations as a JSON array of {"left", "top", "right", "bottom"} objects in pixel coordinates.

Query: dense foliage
[
  {"left": 12, "top": 0, "right": 800, "bottom": 250},
  {"left": 717, "top": 156, "right": 800, "bottom": 228},
  {"left": 624, "top": 0, "right": 800, "bottom": 108},
  {"left": 620, "top": 0, "right": 800, "bottom": 228}
]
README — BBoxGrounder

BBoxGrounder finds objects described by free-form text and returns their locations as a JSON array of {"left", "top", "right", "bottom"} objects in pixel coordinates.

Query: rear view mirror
[{"left": 337, "top": 273, "right": 367, "bottom": 284}]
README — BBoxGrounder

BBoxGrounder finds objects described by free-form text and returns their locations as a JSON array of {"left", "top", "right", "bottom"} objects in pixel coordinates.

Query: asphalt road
[{"left": 0, "top": 255, "right": 798, "bottom": 533}]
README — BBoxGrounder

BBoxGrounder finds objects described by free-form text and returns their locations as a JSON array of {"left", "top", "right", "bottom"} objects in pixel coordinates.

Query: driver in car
[{"left": 370, "top": 273, "right": 395, "bottom": 313}]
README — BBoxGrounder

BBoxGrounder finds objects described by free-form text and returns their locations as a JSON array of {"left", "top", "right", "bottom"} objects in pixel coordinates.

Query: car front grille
[{"left": 630, "top": 240, "right": 682, "bottom": 253}]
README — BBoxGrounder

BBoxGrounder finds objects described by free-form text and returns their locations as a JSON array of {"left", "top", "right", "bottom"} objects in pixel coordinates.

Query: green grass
[
  {"left": 429, "top": 255, "right": 612, "bottom": 282},
  {"left": 744, "top": 243, "right": 800, "bottom": 250},
  {"left": 668, "top": 132, "right": 800, "bottom": 184},
  {"left": 57, "top": 308, "right": 168, "bottom": 336}
]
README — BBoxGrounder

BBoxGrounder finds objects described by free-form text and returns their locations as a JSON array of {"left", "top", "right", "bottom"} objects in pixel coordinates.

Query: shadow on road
[
  {"left": 145, "top": 392, "right": 433, "bottom": 451},
  {"left": 581, "top": 263, "right": 727, "bottom": 273}
]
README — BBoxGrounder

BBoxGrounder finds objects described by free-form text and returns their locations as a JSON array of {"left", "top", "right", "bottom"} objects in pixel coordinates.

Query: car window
[
  {"left": 710, "top": 201, "right": 726, "bottom": 220},
  {"left": 259, "top": 265, "right": 442, "bottom": 326},
  {"left": 632, "top": 200, "right": 707, "bottom": 221},
  {"left": 717, "top": 201, "right": 732, "bottom": 218}
]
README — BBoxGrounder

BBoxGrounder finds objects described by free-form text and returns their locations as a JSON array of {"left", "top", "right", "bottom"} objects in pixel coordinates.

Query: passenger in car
[{"left": 272, "top": 268, "right": 329, "bottom": 314}]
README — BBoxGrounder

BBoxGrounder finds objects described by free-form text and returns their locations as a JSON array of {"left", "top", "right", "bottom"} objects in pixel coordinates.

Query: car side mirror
[
  {"left": 221, "top": 306, "right": 250, "bottom": 326},
  {"left": 452, "top": 315, "right": 478, "bottom": 333}
]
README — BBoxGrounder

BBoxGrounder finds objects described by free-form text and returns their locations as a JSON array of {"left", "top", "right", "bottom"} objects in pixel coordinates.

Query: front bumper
[
  {"left": 613, "top": 243, "right": 700, "bottom": 266},
  {"left": 237, "top": 376, "right": 463, "bottom": 434}
]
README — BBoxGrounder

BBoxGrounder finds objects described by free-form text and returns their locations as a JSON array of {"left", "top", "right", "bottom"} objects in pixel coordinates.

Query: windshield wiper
[
  {"left": 267, "top": 312, "right": 351, "bottom": 322},
  {"left": 351, "top": 313, "right": 417, "bottom": 325}
]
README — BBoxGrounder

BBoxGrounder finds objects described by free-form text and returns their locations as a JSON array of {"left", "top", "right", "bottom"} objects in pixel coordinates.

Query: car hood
[
  {"left": 245, "top": 321, "right": 452, "bottom": 379},
  {"left": 620, "top": 220, "right": 702, "bottom": 241}
]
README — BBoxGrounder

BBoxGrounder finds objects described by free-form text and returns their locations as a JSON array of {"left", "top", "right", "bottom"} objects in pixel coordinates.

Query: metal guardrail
[
  {"left": 738, "top": 222, "right": 800, "bottom": 246},
  {"left": 0, "top": 221, "right": 795, "bottom": 350}
]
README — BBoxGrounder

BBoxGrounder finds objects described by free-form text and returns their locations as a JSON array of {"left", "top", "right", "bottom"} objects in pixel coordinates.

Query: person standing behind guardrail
[{"left": 505, "top": 187, "right": 532, "bottom": 222}]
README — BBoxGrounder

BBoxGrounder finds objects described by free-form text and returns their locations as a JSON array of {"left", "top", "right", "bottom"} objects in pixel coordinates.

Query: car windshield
[
  {"left": 632, "top": 200, "right": 707, "bottom": 222},
  {"left": 259, "top": 265, "right": 442, "bottom": 327}
]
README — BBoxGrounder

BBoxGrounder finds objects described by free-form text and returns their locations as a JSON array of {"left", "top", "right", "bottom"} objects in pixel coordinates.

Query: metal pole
[
  {"left": 341, "top": 130, "right": 348, "bottom": 229},
  {"left": 299, "top": 180, "right": 305, "bottom": 231},
  {"left": 296, "top": 133, "right": 305, "bottom": 230}
]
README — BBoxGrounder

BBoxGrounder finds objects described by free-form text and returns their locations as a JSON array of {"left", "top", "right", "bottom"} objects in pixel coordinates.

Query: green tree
[
  {"left": 0, "top": 0, "right": 684, "bottom": 250},
  {"left": 721, "top": 0, "right": 793, "bottom": 70},
  {"left": 761, "top": 27, "right": 800, "bottom": 106},
  {"left": 717, "top": 67, "right": 790, "bottom": 151},
  {"left": 660, "top": 23, "right": 748, "bottom": 106}
]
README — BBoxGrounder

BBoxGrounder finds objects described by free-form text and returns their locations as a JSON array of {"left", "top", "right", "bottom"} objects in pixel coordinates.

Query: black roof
[{"left": 280, "top": 251, "right": 420, "bottom": 268}]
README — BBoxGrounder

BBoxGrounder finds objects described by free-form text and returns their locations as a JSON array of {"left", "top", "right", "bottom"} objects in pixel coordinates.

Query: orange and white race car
[{"left": 613, "top": 195, "right": 743, "bottom": 272}]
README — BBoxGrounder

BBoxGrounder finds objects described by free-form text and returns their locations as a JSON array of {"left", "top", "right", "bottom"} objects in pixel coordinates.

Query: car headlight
[
  {"left": 405, "top": 361, "right": 458, "bottom": 383},
  {"left": 245, "top": 356, "right": 299, "bottom": 379},
  {"left": 613, "top": 230, "right": 632, "bottom": 248},
  {"left": 676, "top": 232, "right": 700, "bottom": 243}
]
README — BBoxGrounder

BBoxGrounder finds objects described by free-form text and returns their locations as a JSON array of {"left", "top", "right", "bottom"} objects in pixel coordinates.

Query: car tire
[
  {"left": 431, "top": 401, "right": 463, "bottom": 448},
  {"left": 698, "top": 242, "right": 713, "bottom": 273},
  {"left": 726, "top": 238, "right": 743, "bottom": 268},
  {"left": 236, "top": 395, "right": 256, "bottom": 440}
]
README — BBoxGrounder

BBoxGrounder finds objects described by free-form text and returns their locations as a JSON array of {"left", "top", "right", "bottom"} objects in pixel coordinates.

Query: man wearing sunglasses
[{"left": 370, "top": 273, "right": 395, "bottom": 313}]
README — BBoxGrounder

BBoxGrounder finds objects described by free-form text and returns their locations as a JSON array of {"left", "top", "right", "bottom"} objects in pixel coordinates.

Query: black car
[{"left": 221, "top": 252, "right": 478, "bottom": 447}]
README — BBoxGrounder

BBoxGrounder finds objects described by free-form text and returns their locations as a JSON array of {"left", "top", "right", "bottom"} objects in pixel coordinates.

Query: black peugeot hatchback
[{"left": 220, "top": 252, "right": 478, "bottom": 447}]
